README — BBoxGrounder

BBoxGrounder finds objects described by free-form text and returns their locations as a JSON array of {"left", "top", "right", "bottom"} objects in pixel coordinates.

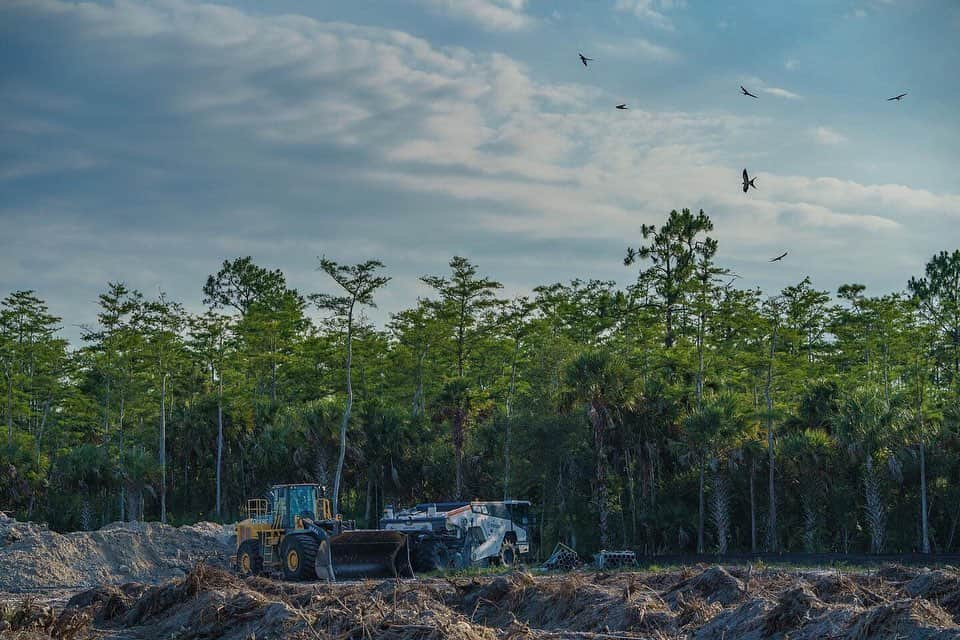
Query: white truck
[{"left": 380, "top": 500, "right": 533, "bottom": 572}]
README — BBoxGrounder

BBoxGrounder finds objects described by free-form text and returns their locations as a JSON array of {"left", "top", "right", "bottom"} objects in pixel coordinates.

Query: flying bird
[
  {"left": 769, "top": 251, "right": 788, "bottom": 262},
  {"left": 741, "top": 85, "right": 759, "bottom": 99},
  {"left": 742, "top": 169, "right": 757, "bottom": 193},
  {"left": 887, "top": 92, "right": 908, "bottom": 101},
  {"left": 579, "top": 52, "right": 593, "bottom": 67},
  {"left": 616, "top": 104, "right": 629, "bottom": 110}
]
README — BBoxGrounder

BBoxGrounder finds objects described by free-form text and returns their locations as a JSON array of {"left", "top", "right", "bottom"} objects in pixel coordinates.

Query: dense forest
[{"left": 1, "top": 209, "right": 958, "bottom": 557}]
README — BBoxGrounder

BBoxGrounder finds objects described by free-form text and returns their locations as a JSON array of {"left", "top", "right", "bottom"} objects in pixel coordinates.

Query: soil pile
[
  {"left": 2, "top": 563, "right": 960, "bottom": 639},
  {"left": 0, "top": 513, "right": 234, "bottom": 591}
]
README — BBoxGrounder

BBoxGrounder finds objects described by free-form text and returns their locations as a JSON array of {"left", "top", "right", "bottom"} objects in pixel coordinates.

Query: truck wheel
[
  {"left": 413, "top": 539, "right": 450, "bottom": 573},
  {"left": 236, "top": 540, "right": 263, "bottom": 577},
  {"left": 281, "top": 534, "right": 318, "bottom": 580},
  {"left": 499, "top": 541, "right": 518, "bottom": 568}
]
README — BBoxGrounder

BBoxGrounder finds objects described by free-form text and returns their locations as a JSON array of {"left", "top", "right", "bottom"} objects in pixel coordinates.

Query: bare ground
[
  {"left": 2, "top": 563, "right": 960, "bottom": 639},
  {"left": 2, "top": 513, "right": 960, "bottom": 639}
]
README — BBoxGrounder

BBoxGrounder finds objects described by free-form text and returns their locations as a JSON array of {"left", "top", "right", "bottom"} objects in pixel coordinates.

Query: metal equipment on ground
[
  {"left": 380, "top": 500, "right": 533, "bottom": 572},
  {"left": 595, "top": 550, "right": 638, "bottom": 570},
  {"left": 233, "top": 483, "right": 413, "bottom": 581},
  {"left": 542, "top": 542, "right": 580, "bottom": 571}
]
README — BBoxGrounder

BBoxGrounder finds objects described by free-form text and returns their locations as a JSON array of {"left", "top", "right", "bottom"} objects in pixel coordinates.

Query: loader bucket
[{"left": 315, "top": 530, "right": 415, "bottom": 581}]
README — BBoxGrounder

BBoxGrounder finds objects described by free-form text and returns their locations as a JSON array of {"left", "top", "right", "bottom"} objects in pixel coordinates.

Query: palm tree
[
  {"left": 562, "top": 350, "right": 632, "bottom": 549},
  {"left": 833, "top": 388, "right": 905, "bottom": 553},
  {"left": 781, "top": 428, "right": 834, "bottom": 552},
  {"left": 682, "top": 394, "right": 747, "bottom": 554}
]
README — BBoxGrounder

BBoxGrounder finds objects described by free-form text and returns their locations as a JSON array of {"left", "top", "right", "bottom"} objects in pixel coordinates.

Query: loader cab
[
  {"left": 506, "top": 501, "right": 531, "bottom": 527},
  {"left": 266, "top": 483, "right": 330, "bottom": 530}
]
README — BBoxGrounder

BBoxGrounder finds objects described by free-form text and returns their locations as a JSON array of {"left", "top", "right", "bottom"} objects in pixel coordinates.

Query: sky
[{"left": 1, "top": 0, "right": 959, "bottom": 340}]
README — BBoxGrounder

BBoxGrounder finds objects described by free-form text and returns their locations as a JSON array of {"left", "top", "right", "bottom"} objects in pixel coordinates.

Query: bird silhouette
[
  {"left": 887, "top": 92, "right": 908, "bottom": 101},
  {"left": 579, "top": 52, "right": 593, "bottom": 67},
  {"left": 616, "top": 104, "right": 629, "bottom": 110},
  {"left": 742, "top": 169, "right": 757, "bottom": 193},
  {"left": 741, "top": 85, "right": 759, "bottom": 99},
  {"left": 769, "top": 251, "right": 788, "bottom": 262}
]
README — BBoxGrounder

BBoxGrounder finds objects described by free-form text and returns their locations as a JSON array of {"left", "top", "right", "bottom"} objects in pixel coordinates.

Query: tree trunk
[
  {"left": 948, "top": 492, "right": 960, "bottom": 551},
  {"left": 454, "top": 411, "right": 465, "bottom": 500},
  {"left": 80, "top": 495, "right": 92, "bottom": 531},
  {"left": 6, "top": 367, "right": 13, "bottom": 442},
  {"left": 764, "top": 331, "right": 777, "bottom": 552},
  {"left": 118, "top": 394, "right": 125, "bottom": 522},
  {"left": 592, "top": 407, "right": 609, "bottom": 549},
  {"left": 333, "top": 306, "right": 354, "bottom": 515},
  {"left": 160, "top": 373, "right": 167, "bottom": 524},
  {"left": 920, "top": 435, "right": 930, "bottom": 553},
  {"left": 864, "top": 452, "right": 885, "bottom": 554},
  {"left": 802, "top": 492, "right": 817, "bottom": 552},
  {"left": 625, "top": 447, "right": 637, "bottom": 545},
  {"left": 749, "top": 457, "right": 757, "bottom": 553},
  {"left": 412, "top": 350, "right": 426, "bottom": 417},
  {"left": 696, "top": 308, "right": 705, "bottom": 410},
  {"left": 711, "top": 468, "right": 730, "bottom": 554},
  {"left": 34, "top": 398, "right": 50, "bottom": 467},
  {"left": 697, "top": 456, "right": 705, "bottom": 554},
  {"left": 665, "top": 304, "right": 674, "bottom": 349},
  {"left": 504, "top": 337, "right": 520, "bottom": 500},
  {"left": 216, "top": 375, "right": 223, "bottom": 520},
  {"left": 365, "top": 472, "right": 373, "bottom": 525},
  {"left": 916, "top": 351, "right": 930, "bottom": 554}
]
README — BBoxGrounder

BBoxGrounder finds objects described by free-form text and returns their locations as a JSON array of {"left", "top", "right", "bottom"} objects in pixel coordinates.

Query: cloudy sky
[{"left": 2, "top": 0, "right": 958, "bottom": 338}]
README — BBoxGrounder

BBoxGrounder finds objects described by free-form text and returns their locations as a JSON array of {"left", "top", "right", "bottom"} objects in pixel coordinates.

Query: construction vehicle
[
  {"left": 380, "top": 500, "right": 533, "bottom": 572},
  {"left": 233, "top": 483, "right": 413, "bottom": 581}
]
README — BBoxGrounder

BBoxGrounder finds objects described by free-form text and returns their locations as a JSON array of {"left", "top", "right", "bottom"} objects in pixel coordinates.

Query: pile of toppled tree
[{"left": 3, "top": 562, "right": 960, "bottom": 639}]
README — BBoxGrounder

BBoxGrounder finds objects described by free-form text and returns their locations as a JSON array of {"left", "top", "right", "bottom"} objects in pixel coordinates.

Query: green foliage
[{"left": 1, "top": 231, "right": 958, "bottom": 559}]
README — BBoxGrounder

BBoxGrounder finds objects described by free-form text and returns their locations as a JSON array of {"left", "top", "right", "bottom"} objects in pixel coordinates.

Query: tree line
[{"left": 1, "top": 209, "right": 959, "bottom": 556}]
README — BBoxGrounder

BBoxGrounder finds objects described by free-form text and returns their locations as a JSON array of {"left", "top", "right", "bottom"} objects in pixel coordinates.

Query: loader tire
[
  {"left": 236, "top": 540, "right": 263, "bottom": 577},
  {"left": 281, "top": 534, "right": 318, "bottom": 581},
  {"left": 499, "top": 541, "right": 518, "bottom": 568},
  {"left": 413, "top": 539, "right": 450, "bottom": 573}
]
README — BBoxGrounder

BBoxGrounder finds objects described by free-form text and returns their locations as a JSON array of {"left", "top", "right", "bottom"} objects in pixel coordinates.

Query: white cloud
[
  {"left": 743, "top": 76, "right": 802, "bottom": 99},
  {"left": 785, "top": 58, "right": 799, "bottom": 70},
  {"left": 1, "top": 0, "right": 955, "bottom": 329},
  {"left": 613, "top": 0, "right": 686, "bottom": 30},
  {"left": 592, "top": 36, "right": 678, "bottom": 61},
  {"left": 415, "top": 0, "right": 533, "bottom": 31},
  {"left": 762, "top": 87, "right": 801, "bottom": 99},
  {"left": 811, "top": 126, "right": 848, "bottom": 145}
]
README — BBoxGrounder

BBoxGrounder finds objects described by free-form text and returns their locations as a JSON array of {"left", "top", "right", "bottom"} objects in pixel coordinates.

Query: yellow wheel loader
[{"left": 233, "top": 483, "right": 413, "bottom": 581}]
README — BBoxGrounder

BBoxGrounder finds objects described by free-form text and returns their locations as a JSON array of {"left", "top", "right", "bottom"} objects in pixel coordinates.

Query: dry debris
[{"left": 3, "top": 520, "right": 960, "bottom": 640}]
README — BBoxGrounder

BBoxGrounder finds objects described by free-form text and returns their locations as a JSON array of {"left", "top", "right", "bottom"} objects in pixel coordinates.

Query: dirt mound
[
  {"left": 464, "top": 572, "right": 677, "bottom": 636},
  {"left": 0, "top": 599, "right": 91, "bottom": 639},
  {"left": 764, "top": 585, "right": 825, "bottom": 635},
  {"left": 906, "top": 570, "right": 960, "bottom": 621},
  {"left": 0, "top": 515, "right": 233, "bottom": 590},
  {"left": 692, "top": 597, "right": 773, "bottom": 640},
  {"left": 64, "top": 583, "right": 148, "bottom": 622},
  {"left": 845, "top": 599, "right": 959, "bottom": 639},
  {"left": 814, "top": 573, "right": 891, "bottom": 607},
  {"left": 663, "top": 566, "right": 746, "bottom": 608},
  {"left": 5, "top": 563, "right": 960, "bottom": 640},
  {"left": 878, "top": 564, "right": 923, "bottom": 583}
]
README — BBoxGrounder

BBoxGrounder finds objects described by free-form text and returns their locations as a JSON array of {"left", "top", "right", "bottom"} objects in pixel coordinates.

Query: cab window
[
  {"left": 508, "top": 503, "right": 530, "bottom": 526},
  {"left": 287, "top": 485, "right": 316, "bottom": 526}
]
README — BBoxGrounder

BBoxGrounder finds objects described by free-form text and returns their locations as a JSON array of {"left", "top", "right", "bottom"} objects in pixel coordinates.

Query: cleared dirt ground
[
  {"left": 3, "top": 563, "right": 960, "bottom": 639},
  {"left": 2, "top": 513, "right": 960, "bottom": 639}
]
